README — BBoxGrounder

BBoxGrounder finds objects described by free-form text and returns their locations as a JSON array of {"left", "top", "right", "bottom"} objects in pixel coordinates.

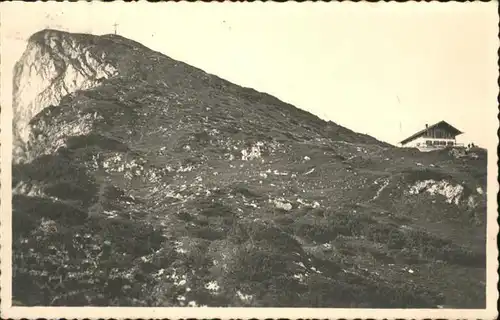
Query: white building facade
[{"left": 400, "top": 121, "right": 464, "bottom": 152}]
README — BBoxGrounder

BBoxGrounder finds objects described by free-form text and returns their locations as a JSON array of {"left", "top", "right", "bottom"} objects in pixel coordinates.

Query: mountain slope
[{"left": 12, "top": 29, "right": 487, "bottom": 308}]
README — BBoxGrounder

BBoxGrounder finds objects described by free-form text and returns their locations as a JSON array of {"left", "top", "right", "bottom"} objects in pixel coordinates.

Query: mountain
[{"left": 11, "top": 29, "right": 487, "bottom": 308}]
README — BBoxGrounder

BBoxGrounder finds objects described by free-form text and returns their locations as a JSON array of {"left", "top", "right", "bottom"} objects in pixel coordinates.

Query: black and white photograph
[{"left": 0, "top": 2, "right": 498, "bottom": 319}]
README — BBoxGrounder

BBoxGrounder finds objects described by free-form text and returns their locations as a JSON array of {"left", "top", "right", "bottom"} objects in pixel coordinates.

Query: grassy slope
[{"left": 12, "top": 31, "right": 487, "bottom": 308}]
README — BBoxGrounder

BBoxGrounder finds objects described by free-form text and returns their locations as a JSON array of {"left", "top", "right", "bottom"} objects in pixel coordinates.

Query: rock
[
  {"left": 272, "top": 199, "right": 293, "bottom": 211},
  {"left": 13, "top": 30, "right": 118, "bottom": 162}
]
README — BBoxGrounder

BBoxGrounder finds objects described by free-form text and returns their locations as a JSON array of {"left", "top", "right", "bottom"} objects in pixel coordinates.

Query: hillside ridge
[{"left": 13, "top": 29, "right": 388, "bottom": 163}]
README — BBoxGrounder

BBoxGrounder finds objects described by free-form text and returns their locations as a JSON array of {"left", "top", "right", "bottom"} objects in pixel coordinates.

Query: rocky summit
[{"left": 12, "top": 29, "right": 487, "bottom": 308}]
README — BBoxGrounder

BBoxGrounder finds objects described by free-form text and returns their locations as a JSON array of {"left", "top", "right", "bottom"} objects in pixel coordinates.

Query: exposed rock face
[
  {"left": 12, "top": 29, "right": 118, "bottom": 162},
  {"left": 12, "top": 29, "right": 487, "bottom": 308}
]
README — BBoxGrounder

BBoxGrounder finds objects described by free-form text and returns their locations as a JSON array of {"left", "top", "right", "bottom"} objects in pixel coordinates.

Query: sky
[{"left": 1, "top": 2, "right": 498, "bottom": 148}]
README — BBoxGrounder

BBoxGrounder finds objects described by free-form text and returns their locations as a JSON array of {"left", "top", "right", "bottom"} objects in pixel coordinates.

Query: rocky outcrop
[{"left": 12, "top": 29, "right": 118, "bottom": 162}]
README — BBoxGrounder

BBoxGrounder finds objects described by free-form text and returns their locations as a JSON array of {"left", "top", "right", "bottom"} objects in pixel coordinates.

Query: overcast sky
[{"left": 1, "top": 2, "right": 498, "bottom": 148}]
